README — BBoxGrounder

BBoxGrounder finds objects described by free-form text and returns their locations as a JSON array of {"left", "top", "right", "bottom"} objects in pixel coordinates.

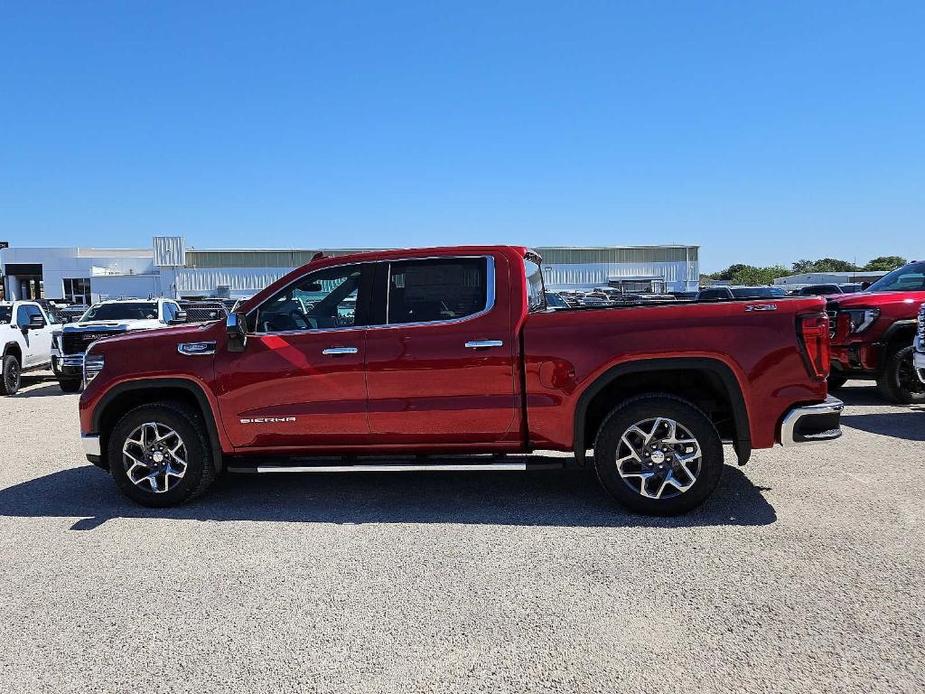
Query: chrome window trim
[{"left": 248, "top": 255, "right": 496, "bottom": 337}]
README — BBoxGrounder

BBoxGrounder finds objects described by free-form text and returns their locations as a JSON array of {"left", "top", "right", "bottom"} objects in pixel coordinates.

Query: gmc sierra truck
[
  {"left": 0, "top": 300, "right": 56, "bottom": 395},
  {"left": 825, "top": 260, "right": 925, "bottom": 403},
  {"left": 914, "top": 303, "right": 925, "bottom": 384},
  {"left": 78, "top": 246, "right": 843, "bottom": 515},
  {"left": 56, "top": 298, "right": 185, "bottom": 392}
]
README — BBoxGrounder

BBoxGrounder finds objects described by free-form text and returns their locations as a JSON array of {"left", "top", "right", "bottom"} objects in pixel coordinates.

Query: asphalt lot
[{"left": 0, "top": 374, "right": 923, "bottom": 693}]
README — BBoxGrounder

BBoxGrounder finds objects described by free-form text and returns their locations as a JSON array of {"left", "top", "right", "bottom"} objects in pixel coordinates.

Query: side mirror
[
  {"left": 23, "top": 314, "right": 46, "bottom": 330},
  {"left": 168, "top": 311, "right": 187, "bottom": 325},
  {"left": 226, "top": 312, "right": 247, "bottom": 352}
]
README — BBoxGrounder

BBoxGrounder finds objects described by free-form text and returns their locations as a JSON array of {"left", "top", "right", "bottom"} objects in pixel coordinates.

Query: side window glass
[
  {"left": 257, "top": 265, "right": 364, "bottom": 332},
  {"left": 524, "top": 259, "right": 545, "bottom": 312},
  {"left": 387, "top": 258, "right": 488, "bottom": 324},
  {"left": 162, "top": 303, "right": 175, "bottom": 322}
]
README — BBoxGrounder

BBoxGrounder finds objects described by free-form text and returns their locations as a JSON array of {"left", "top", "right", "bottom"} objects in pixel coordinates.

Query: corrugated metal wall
[
  {"left": 535, "top": 246, "right": 697, "bottom": 264},
  {"left": 186, "top": 248, "right": 362, "bottom": 268},
  {"left": 153, "top": 236, "right": 186, "bottom": 267},
  {"left": 174, "top": 267, "right": 292, "bottom": 294},
  {"left": 541, "top": 261, "right": 698, "bottom": 292},
  {"left": 177, "top": 246, "right": 699, "bottom": 295}
]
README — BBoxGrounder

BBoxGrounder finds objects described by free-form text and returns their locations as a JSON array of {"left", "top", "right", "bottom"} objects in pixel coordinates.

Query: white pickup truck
[
  {"left": 56, "top": 298, "right": 185, "bottom": 392},
  {"left": 0, "top": 301, "right": 57, "bottom": 395}
]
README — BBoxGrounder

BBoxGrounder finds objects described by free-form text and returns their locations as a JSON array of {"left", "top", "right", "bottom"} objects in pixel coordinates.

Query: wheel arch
[
  {"left": 572, "top": 357, "right": 751, "bottom": 466},
  {"left": 3, "top": 341, "right": 22, "bottom": 362},
  {"left": 92, "top": 378, "right": 224, "bottom": 472},
  {"left": 878, "top": 319, "right": 917, "bottom": 355}
]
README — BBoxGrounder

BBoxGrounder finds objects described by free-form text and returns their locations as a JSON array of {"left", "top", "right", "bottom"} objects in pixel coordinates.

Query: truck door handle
[
  {"left": 465, "top": 340, "right": 504, "bottom": 350},
  {"left": 322, "top": 346, "right": 358, "bottom": 356}
]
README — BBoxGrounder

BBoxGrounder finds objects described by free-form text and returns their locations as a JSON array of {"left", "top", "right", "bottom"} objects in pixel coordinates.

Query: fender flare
[
  {"left": 877, "top": 319, "right": 917, "bottom": 348},
  {"left": 92, "top": 378, "right": 224, "bottom": 472},
  {"left": 571, "top": 357, "right": 751, "bottom": 466}
]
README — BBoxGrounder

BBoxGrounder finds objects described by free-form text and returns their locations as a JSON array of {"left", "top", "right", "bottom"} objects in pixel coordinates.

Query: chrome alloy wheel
[
  {"left": 615, "top": 417, "right": 702, "bottom": 500},
  {"left": 122, "top": 422, "right": 188, "bottom": 494}
]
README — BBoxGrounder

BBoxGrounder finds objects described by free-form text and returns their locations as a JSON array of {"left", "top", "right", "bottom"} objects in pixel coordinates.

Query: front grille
[
  {"left": 827, "top": 310, "right": 838, "bottom": 339},
  {"left": 917, "top": 305, "right": 925, "bottom": 344},
  {"left": 61, "top": 330, "right": 124, "bottom": 355}
]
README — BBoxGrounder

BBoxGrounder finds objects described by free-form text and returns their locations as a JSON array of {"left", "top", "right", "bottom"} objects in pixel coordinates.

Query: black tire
[
  {"left": 593, "top": 395, "right": 724, "bottom": 515},
  {"left": 107, "top": 401, "right": 217, "bottom": 507},
  {"left": 58, "top": 378, "right": 82, "bottom": 393},
  {"left": 826, "top": 374, "right": 848, "bottom": 391},
  {"left": 0, "top": 354, "right": 21, "bottom": 395},
  {"left": 876, "top": 344, "right": 925, "bottom": 404}
]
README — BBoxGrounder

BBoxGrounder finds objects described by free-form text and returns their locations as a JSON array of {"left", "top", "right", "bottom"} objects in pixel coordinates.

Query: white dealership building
[{"left": 1, "top": 237, "right": 700, "bottom": 302}]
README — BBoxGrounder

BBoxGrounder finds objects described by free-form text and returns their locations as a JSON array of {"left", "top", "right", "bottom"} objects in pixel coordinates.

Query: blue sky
[{"left": 1, "top": 1, "right": 922, "bottom": 272}]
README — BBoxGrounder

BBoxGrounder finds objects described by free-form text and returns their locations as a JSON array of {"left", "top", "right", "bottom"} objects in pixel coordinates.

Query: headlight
[
  {"left": 83, "top": 353, "right": 104, "bottom": 385},
  {"left": 844, "top": 308, "right": 880, "bottom": 334}
]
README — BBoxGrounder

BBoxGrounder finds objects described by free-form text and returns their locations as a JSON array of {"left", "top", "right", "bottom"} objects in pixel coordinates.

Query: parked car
[
  {"left": 838, "top": 283, "right": 865, "bottom": 294},
  {"left": 60, "top": 304, "right": 91, "bottom": 323},
  {"left": 178, "top": 300, "right": 229, "bottom": 323},
  {"left": 56, "top": 298, "right": 186, "bottom": 392},
  {"left": 697, "top": 286, "right": 787, "bottom": 301},
  {"left": 79, "top": 246, "right": 843, "bottom": 514},
  {"left": 794, "top": 284, "right": 844, "bottom": 296},
  {"left": 826, "top": 260, "right": 925, "bottom": 402},
  {"left": 914, "top": 303, "right": 925, "bottom": 384},
  {"left": 0, "top": 300, "right": 56, "bottom": 395}
]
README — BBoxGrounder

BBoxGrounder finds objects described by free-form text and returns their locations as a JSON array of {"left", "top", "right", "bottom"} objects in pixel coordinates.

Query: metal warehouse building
[{"left": 1, "top": 237, "right": 699, "bottom": 302}]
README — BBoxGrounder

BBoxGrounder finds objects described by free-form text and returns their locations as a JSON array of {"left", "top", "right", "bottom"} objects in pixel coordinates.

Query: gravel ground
[{"left": 0, "top": 374, "right": 923, "bottom": 693}]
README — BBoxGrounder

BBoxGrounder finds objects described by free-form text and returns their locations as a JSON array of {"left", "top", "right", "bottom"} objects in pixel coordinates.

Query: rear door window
[{"left": 386, "top": 258, "right": 489, "bottom": 325}]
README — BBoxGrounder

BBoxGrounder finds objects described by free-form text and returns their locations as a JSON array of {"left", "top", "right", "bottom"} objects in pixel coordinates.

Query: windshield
[
  {"left": 81, "top": 302, "right": 159, "bottom": 321},
  {"left": 0, "top": 306, "right": 11, "bottom": 324},
  {"left": 866, "top": 262, "right": 925, "bottom": 292}
]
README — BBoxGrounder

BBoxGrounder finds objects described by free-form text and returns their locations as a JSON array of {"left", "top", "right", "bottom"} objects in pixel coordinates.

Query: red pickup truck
[
  {"left": 78, "top": 246, "right": 843, "bottom": 515},
  {"left": 825, "top": 260, "right": 925, "bottom": 403}
]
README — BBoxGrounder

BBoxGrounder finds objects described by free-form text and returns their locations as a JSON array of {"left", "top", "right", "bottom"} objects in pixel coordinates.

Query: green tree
[
  {"left": 810, "top": 258, "right": 858, "bottom": 272},
  {"left": 863, "top": 256, "right": 906, "bottom": 271},
  {"left": 709, "top": 263, "right": 752, "bottom": 281},
  {"left": 791, "top": 258, "right": 859, "bottom": 273},
  {"left": 729, "top": 264, "right": 789, "bottom": 286}
]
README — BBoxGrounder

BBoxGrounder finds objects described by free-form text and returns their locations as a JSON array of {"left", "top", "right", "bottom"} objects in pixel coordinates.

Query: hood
[
  {"left": 828, "top": 289, "right": 925, "bottom": 309},
  {"left": 88, "top": 321, "right": 220, "bottom": 348},
  {"left": 66, "top": 318, "right": 166, "bottom": 331}
]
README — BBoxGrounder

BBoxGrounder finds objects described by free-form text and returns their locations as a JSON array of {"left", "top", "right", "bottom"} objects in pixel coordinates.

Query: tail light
[{"left": 798, "top": 312, "right": 831, "bottom": 379}]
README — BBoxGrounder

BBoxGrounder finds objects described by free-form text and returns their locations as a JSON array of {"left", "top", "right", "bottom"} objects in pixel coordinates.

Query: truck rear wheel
[
  {"left": 107, "top": 402, "right": 217, "bottom": 507},
  {"left": 0, "top": 354, "right": 21, "bottom": 396},
  {"left": 593, "top": 395, "right": 724, "bottom": 515},
  {"left": 876, "top": 344, "right": 925, "bottom": 404}
]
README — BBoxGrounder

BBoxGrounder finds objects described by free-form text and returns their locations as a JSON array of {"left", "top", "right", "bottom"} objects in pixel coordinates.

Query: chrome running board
[
  {"left": 251, "top": 462, "right": 529, "bottom": 473},
  {"left": 226, "top": 455, "right": 567, "bottom": 474}
]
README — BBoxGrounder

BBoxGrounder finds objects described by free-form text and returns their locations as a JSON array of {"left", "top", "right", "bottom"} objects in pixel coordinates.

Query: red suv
[{"left": 826, "top": 260, "right": 925, "bottom": 403}]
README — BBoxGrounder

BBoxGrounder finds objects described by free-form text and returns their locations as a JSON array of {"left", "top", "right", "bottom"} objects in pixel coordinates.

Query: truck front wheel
[
  {"left": 107, "top": 402, "right": 217, "bottom": 507},
  {"left": 593, "top": 395, "right": 724, "bottom": 515},
  {"left": 876, "top": 344, "right": 925, "bottom": 404},
  {"left": 58, "top": 378, "right": 81, "bottom": 393},
  {"left": 0, "top": 354, "right": 21, "bottom": 396}
]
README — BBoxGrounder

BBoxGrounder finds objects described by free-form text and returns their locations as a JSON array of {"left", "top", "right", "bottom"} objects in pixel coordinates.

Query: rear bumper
[{"left": 780, "top": 396, "right": 844, "bottom": 446}]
